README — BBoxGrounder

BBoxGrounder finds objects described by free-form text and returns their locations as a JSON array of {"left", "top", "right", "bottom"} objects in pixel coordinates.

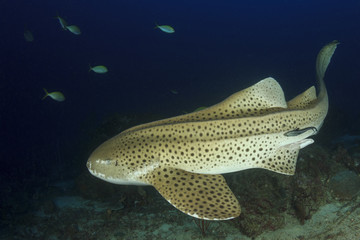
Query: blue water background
[{"left": 0, "top": 0, "right": 359, "bottom": 180}]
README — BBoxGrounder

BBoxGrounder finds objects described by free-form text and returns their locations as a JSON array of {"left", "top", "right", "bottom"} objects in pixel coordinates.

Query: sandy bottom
[{"left": 2, "top": 191, "right": 359, "bottom": 240}]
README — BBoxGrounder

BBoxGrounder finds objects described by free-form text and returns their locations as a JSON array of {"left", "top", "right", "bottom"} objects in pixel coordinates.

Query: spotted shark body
[{"left": 87, "top": 41, "right": 338, "bottom": 220}]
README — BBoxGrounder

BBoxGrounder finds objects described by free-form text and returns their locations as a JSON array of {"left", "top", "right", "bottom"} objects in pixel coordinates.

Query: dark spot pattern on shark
[{"left": 87, "top": 41, "right": 339, "bottom": 220}]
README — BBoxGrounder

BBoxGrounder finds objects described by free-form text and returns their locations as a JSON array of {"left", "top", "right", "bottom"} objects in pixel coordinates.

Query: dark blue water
[{"left": 1, "top": 0, "right": 359, "bottom": 181}]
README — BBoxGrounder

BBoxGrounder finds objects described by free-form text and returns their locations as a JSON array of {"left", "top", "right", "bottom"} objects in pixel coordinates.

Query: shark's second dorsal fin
[
  {"left": 124, "top": 77, "right": 287, "bottom": 134},
  {"left": 287, "top": 86, "right": 317, "bottom": 109},
  {"left": 142, "top": 166, "right": 241, "bottom": 220}
]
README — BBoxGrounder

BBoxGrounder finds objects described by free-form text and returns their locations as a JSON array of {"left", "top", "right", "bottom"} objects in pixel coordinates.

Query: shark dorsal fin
[
  {"left": 124, "top": 77, "right": 287, "bottom": 134},
  {"left": 143, "top": 166, "right": 241, "bottom": 220},
  {"left": 201, "top": 77, "right": 287, "bottom": 117},
  {"left": 287, "top": 86, "right": 317, "bottom": 109}
]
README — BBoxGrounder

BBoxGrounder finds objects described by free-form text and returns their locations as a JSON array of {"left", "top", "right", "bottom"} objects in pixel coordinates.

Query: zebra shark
[{"left": 87, "top": 41, "right": 338, "bottom": 220}]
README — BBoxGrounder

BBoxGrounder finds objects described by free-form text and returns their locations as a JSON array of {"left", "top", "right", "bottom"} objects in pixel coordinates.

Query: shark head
[
  {"left": 87, "top": 41, "right": 338, "bottom": 220},
  {"left": 87, "top": 135, "right": 159, "bottom": 186}
]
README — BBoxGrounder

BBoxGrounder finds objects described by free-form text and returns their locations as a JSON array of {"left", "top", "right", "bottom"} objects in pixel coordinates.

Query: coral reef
[
  {"left": 332, "top": 145, "right": 360, "bottom": 174},
  {"left": 224, "top": 144, "right": 349, "bottom": 237},
  {"left": 329, "top": 170, "right": 360, "bottom": 200}
]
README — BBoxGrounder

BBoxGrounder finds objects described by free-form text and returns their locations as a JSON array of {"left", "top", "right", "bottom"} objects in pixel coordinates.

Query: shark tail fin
[{"left": 316, "top": 40, "right": 339, "bottom": 98}]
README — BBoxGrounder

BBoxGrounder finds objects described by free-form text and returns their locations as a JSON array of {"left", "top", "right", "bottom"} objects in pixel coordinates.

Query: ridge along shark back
[{"left": 87, "top": 41, "right": 339, "bottom": 220}]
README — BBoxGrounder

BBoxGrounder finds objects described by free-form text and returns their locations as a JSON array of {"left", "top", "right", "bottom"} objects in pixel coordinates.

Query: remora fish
[{"left": 87, "top": 41, "right": 339, "bottom": 220}]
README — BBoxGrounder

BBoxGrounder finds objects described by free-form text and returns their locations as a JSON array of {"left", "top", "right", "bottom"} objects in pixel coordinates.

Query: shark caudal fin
[{"left": 316, "top": 40, "right": 339, "bottom": 99}]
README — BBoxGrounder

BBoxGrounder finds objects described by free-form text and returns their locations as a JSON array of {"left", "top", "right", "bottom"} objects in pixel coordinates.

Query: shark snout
[{"left": 86, "top": 139, "right": 117, "bottom": 179}]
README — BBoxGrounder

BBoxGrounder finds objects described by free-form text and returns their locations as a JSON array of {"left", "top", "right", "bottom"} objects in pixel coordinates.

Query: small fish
[
  {"left": 155, "top": 24, "right": 175, "bottom": 33},
  {"left": 56, "top": 16, "right": 68, "bottom": 30},
  {"left": 42, "top": 88, "right": 65, "bottom": 102},
  {"left": 170, "top": 90, "right": 178, "bottom": 94},
  {"left": 89, "top": 65, "right": 108, "bottom": 74},
  {"left": 66, "top": 25, "right": 81, "bottom": 35},
  {"left": 24, "top": 30, "right": 34, "bottom": 42}
]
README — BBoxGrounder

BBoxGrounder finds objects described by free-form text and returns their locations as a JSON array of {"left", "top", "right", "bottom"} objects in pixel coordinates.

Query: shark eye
[{"left": 284, "top": 127, "right": 317, "bottom": 137}]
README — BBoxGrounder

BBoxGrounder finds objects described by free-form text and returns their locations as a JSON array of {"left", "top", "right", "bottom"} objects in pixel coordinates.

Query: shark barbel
[{"left": 87, "top": 41, "right": 339, "bottom": 220}]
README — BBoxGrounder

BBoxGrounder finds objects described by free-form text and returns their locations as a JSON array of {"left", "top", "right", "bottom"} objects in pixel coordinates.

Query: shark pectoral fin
[
  {"left": 261, "top": 139, "right": 314, "bottom": 175},
  {"left": 144, "top": 166, "right": 241, "bottom": 220},
  {"left": 287, "top": 86, "right": 317, "bottom": 109}
]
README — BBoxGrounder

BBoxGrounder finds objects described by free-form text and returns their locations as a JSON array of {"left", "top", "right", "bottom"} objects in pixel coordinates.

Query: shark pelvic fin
[
  {"left": 143, "top": 166, "right": 241, "bottom": 220},
  {"left": 260, "top": 138, "right": 314, "bottom": 175}
]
